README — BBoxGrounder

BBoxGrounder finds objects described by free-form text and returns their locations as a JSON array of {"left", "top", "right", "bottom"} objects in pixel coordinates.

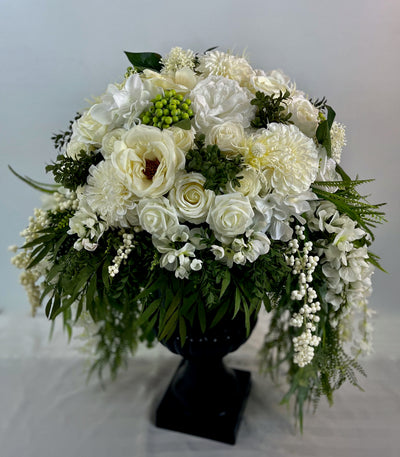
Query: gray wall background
[{"left": 0, "top": 0, "right": 398, "bottom": 316}]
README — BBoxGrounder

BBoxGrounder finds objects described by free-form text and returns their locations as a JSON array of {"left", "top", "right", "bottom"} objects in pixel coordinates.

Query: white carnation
[{"left": 190, "top": 75, "right": 255, "bottom": 133}]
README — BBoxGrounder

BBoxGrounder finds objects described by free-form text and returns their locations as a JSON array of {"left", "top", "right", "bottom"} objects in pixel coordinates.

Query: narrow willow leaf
[
  {"left": 8, "top": 165, "right": 57, "bottom": 194},
  {"left": 137, "top": 298, "right": 161, "bottom": 325},
  {"left": 220, "top": 269, "right": 231, "bottom": 298},
  {"left": 197, "top": 303, "right": 206, "bottom": 333},
  {"left": 179, "top": 316, "right": 187, "bottom": 346},
  {"left": 210, "top": 299, "right": 230, "bottom": 328},
  {"left": 27, "top": 243, "right": 52, "bottom": 269},
  {"left": 233, "top": 287, "right": 241, "bottom": 318}
]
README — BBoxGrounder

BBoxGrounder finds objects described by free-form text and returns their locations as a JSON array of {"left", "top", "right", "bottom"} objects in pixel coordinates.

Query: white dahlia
[
  {"left": 197, "top": 50, "right": 254, "bottom": 87},
  {"left": 85, "top": 159, "right": 139, "bottom": 227},
  {"left": 243, "top": 123, "right": 319, "bottom": 195},
  {"left": 191, "top": 75, "right": 255, "bottom": 133}
]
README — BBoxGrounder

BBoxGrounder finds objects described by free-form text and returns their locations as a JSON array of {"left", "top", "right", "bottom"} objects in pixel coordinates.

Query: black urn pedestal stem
[{"left": 155, "top": 314, "right": 256, "bottom": 445}]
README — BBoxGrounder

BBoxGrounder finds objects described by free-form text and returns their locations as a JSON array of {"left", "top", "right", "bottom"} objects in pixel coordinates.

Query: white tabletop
[{"left": 1, "top": 309, "right": 399, "bottom": 457}]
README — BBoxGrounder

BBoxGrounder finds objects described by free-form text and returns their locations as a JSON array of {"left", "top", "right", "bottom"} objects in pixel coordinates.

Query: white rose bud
[
  {"left": 101, "top": 128, "right": 127, "bottom": 157},
  {"left": 226, "top": 167, "right": 262, "bottom": 200},
  {"left": 287, "top": 95, "right": 319, "bottom": 138},
  {"left": 169, "top": 172, "right": 214, "bottom": 224},
  {"left": 169, "top": 126, "right": 195, "bottom": 153},
  {"left": 138, "top": 197, "right": 180, "bottom": 238},
  {"left": 73, "top": 106, "right": 109, "bottom": 146},
  {"left": 207, "top": 193, "right": 254, "bottom": 243},
  {"left": 205, "top": 121, "right": 245, "bottom": 156}
]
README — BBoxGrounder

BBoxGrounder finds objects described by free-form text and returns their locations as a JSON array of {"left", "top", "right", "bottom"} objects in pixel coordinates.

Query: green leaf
[
  {"left": 210, "top": 298, "right": 230, "bottom": 328},
  {"left": 197, "top": 303, "right": 206, "bottom": 333},
  {"left": 27, "top": 244, "right": 52, "bottom": 269},
  {"left": 172, "top": 118, "right": 192, "bottom": 130},
  {"left": 219, "top": 269, "right": 231, "bottom": 299},
  {"left": 124, "top": 51, "right": 162, "bottom": 72},
  {"left": 137, "top": 298, "right": 161, "bottom": 326},
  {"left": 326, "top": 105, "right": 336, "bottom": 129},
  {"left": 233, "top": 287, "right": 241, "bottom": 318},
  {"left": 9, "top": 165, "right": 57, "bottom": 194},
  {"left": 179, "top": 316, "right": 187, "bottom": 346}
]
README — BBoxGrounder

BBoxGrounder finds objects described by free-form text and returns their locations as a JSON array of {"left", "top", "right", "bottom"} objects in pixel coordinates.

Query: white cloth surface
[{"left": 1, "top": 310, "right": 399, "bottom": 457}]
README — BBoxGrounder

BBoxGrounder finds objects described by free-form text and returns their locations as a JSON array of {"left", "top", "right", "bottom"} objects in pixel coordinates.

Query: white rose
[
  {"left": 206, "top": 193, "right": 254, "bottom": 243},
  {"left": 73, "top": 106, "right": 109, "bottom": 146},
  {"left": 65, "top": 140, "right": 95, "bottom": 160},
  {"left": 138, "top": 197, "right": 179, "bottom": 238},
  {"left": 226, "top": 167, "right": 262, "bottom": 200},
  {"left": 205, "top": 122, "right": 245, "bottom": 155},
  {"left": 287, "top": 95, "right": 319, "bottom": 138},
  {"left": 249, "top": 69, "right": 293, "bottom": 96},
  {"left": 169, "top": 126, "right": 195, "bottom": 152},
  {"left": 101, "top": 128, "right": 127, "bottom": 157},
  {"left": 190, "top": 75, "right": 255, "bottom": 133},
  {"left": 169, "top": 172, "right": 214, "bottom": 224},
  {"left": 142, "top": 68, "right": 198, "bottom": 93},
  {"left": 111, "top": 125, "right": 185, "bottom": 198}
]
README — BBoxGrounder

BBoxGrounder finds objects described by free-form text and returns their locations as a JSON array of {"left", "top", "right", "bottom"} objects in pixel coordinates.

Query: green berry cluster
[{"left": 140, "top": 89, "right": 193, "bottom": 129}]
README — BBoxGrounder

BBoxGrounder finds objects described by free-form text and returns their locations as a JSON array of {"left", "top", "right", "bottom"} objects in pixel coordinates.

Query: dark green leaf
[{"left": 124, "top": 51, "right": 162, "bottom": 72}]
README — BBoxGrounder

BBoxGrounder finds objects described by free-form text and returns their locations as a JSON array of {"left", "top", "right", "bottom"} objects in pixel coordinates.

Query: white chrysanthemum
[
  {"left": 85, "top": 160, "right": 138, "bottom": 227},
  {"left": 243, "top": 123, "right": 319, "bottom": 195},
  {"left": 191, "top": 75, "right": 255, "bottom": 133},
  {"left": 161, "top": 47, "right": 196, "bottom": 73},
  {"left": 197, "top": 50, "right": 254, "bottom": 87},
  {"left": 330, "top": 121, "right": 346, "bottom": 163}
]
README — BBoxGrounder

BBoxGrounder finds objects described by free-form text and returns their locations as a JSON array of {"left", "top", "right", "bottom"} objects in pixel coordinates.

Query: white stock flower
[
  {"left": 244, "top": 123, "right": 319, "bottom": 195},
  {"left": 205, "top": 121, "right": 245, "bottom": 156},
  {"left": 68, "top": 196, "right": 108, "bottom": 251},
  {"left": 206, "top": 193, "right": 254, "bottom": 243},
  {"left": 330, "top": 121, "right": 346, "bottom": 164},
  {"left": 168, "top": 172, "right": 214, "bottom": 224},
  {"left": 90, "top": 74, "right": 153, "bottom": 129},
  {"left": 138, "top": 197, "right": 179, "bottom": 238},
  {"left": 84, "top": 160, "right": 138, "bottom": 227},
  {"left": 191, "top": 76, "right": 255, "bottom": 133},
  {"left": 287, "top": 95, "right": 319, "bottom": 138},
  {"left": 197, "top": 50, "right": 255, "bottom": 87},
  {"left": 111, "top": 125, "right": 185, "bottom": 199}
]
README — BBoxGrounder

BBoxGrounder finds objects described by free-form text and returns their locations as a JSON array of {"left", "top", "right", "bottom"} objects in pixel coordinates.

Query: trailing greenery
[
  {"left": 185, "top": 134, "right": 244, "bottom": 194},
  {"left": 51, "top": 113, "right": 81, "bottom": 152},
  {"left": 46, "top": 150, "right": 103, "bottom": 191},
  {"left": 250, "top": 90, "right": 292, "bottom": 128},
  {"left": 312, "top": 164, "right": 386, "bottom": 243}
]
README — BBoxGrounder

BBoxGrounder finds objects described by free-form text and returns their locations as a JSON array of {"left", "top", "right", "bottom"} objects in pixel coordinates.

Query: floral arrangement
[{"left": 11, "top": 47, "right": 385, "bottom": 427}]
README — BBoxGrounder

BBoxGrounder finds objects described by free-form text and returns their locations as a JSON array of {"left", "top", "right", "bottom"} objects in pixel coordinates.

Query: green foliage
[
  {"left": 52, "top": 113, "right": 81, "bottom": 152},
  {"left": 310, "top": 96, "right": 328, "bottom": 111},
  {"left": 9, "top": 165, "right": 58, "bottom": 194},
  {"left": 312, "top": 164, "right": 386, "bottom": 242},
  {"left": 124, "top": 51, "right": 162, "bottom": 72},
  {"left": 250, "top": 90, "right": 292, "bottom": 128},
  {"left": 185, "top": 134, "right": 244, "bottom": 194},
  {"left": 46, "top": 150, "right": 103, "bottom": 191},
  {"left": 316, "top": 105, "right": 336, "bottom": 157}
]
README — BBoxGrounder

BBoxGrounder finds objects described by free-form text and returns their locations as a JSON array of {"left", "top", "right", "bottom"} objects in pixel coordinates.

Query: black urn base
[{"left": 155, "top": 359, "right": 252, "bottom": 445}]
